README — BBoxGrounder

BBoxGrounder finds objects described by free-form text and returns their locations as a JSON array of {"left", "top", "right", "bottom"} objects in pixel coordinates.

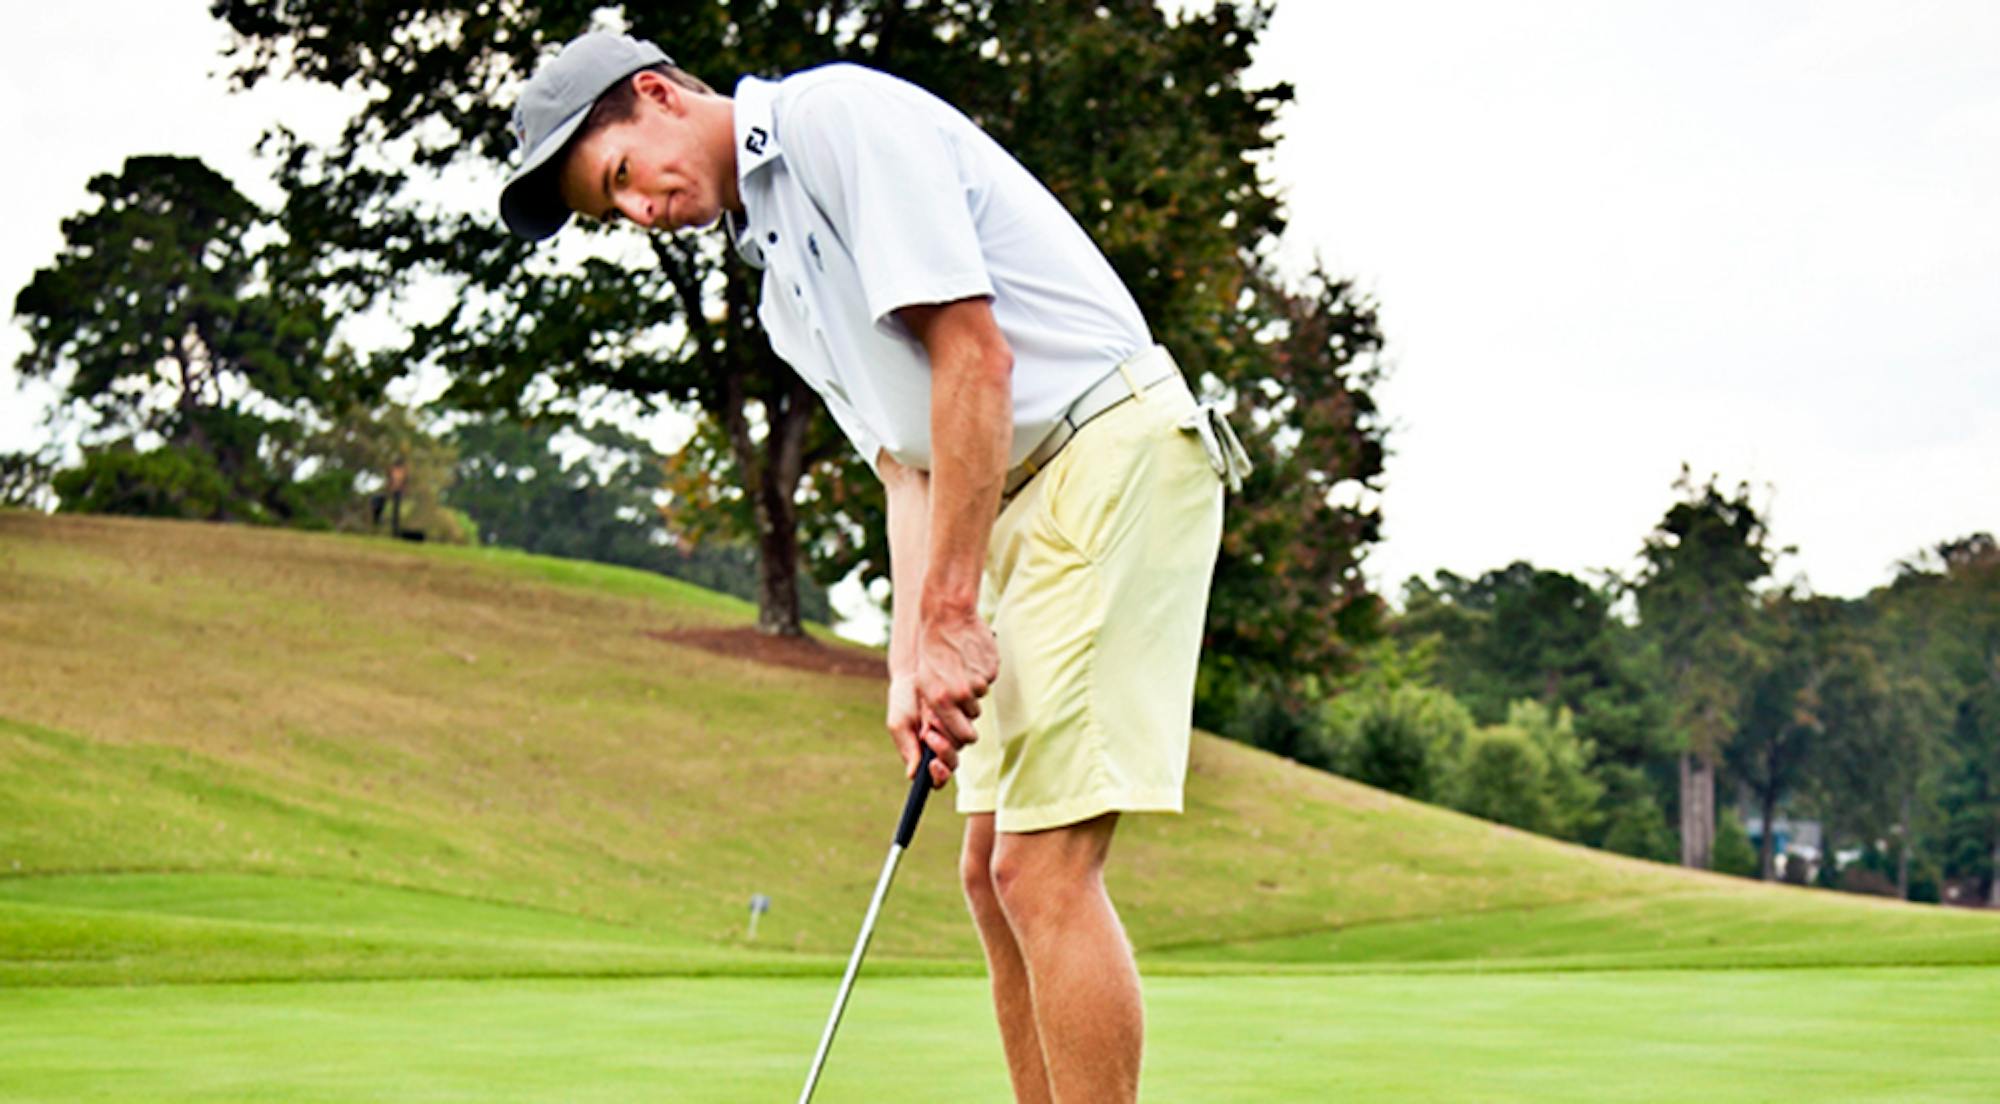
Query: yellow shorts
[{"left": 954, "top": 355, "right": 1225, "bottom": 833}]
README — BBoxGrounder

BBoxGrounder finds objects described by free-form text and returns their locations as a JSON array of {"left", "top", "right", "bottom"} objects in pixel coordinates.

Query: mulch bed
[{"left": 644, "top": 626, "right": 886, "bottom": 679}]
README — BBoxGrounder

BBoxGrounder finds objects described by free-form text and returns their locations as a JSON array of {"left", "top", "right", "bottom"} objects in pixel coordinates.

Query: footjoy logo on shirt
[{"left": 746, "top": 126, "right": 768, "bottom": 154}]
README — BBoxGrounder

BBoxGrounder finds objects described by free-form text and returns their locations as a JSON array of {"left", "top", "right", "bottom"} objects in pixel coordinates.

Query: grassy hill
[{"left": 3, "top": 510, "right": 1996, "bottom": 988}]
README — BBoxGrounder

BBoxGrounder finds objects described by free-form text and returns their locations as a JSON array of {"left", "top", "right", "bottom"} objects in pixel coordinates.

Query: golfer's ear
[{"left": 631, "top": 69, "right": 680, "bottom": 113}]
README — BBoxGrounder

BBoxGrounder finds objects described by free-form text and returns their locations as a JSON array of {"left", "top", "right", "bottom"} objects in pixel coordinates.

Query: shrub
[
  {"left": 1318, "top": 682, "right": 1474, "bottom": 800},
  {"left": 1594, "top": 764, "right": 1678, "bottom": 860},
  {"left": 1713, "top": 814, "right": 1760, "bottom": 878},
  {"left": 1226, "top": 683, "right": 1326, "bottom": 767},
  {"left": 1500, "top": 700, "right": 1604, "bottom": 841},
  {"left": 1448, "top": 724, "right": 1551, "bottom": 831},
  {"left": 54, "top": 444, "right": 232, "bottom": 519}
]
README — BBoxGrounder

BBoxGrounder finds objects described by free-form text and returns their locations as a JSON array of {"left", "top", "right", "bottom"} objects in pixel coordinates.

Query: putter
[{"left": 797, "top": 744, "right": 939, "bottom": 1104}]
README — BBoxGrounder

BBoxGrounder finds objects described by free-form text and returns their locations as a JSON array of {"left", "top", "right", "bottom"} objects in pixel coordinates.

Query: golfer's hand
[
  {"left": 915, "top": 606, "right": 998, "bottom": 774},
  {"left": 886, "top": 673, "right": 950, "bottom": 788}
]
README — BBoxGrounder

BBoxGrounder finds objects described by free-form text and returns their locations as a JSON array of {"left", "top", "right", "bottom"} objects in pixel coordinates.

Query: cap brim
[{"left": 499, "top": 105, "right": 591, "bottom": 240}]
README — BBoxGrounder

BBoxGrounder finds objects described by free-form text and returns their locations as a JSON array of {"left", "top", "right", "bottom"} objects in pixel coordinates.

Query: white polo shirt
[{"left": 727, "top": 65, "right": 1152, "bottom": 474}]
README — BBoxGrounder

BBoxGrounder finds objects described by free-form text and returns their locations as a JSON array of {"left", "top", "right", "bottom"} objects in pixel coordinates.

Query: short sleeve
[{"left": 781, "top": 75, "right": 995, "bottom": 330}]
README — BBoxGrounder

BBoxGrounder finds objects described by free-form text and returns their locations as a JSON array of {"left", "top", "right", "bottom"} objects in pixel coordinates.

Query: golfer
[{"left": 501, "top": 33, "right": 1243, "bottom": 1102}]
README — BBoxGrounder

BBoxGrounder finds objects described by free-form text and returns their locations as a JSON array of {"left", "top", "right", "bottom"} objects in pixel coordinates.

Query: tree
[
  {"left": 1879, "top": 664, "right": 1949, "bottom": 898},
  {"left": 1726, "top": 592, "right": 1842, "bottom": 881},
  {"left": 211, "top": 2, "right": 1388, "bottom": 658},
  {"left": 1401, "top": 563, "right": 1608, "bottom": 721},
  {"left": 1199, "top": 267, "right": 1387, "bottom": 724},
  {"left": 1398, "top": 562, "right": 1667, "bottom": 851},
  {"left": 1633, "top": 470, "right": 1776, "bottom": 869},
  {"left": 1874, "top": 533, "right": 2000, "bottom": 901},
  {"left": 1952, "top": 679, "right": 2000, "bottom": 906},
  {"left": 1801, "top": 635, "right": 1894, "bottom": 888},
  {"left": 13, "top": 154, "right": 356, "bottom": 524},
  {"left": 1932, "top": 536, "right": 2000, "bottom": 904},
  {"left": 449, "top": 414, "right": 832, "bottom": 621}
]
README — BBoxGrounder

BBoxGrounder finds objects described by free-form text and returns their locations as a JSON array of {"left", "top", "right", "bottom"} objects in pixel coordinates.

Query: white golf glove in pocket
[{"left": 1179, "top": 404, "right": 1254, "bottom": 493}]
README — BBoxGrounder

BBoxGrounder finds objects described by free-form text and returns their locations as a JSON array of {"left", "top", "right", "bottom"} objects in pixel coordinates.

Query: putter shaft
[{"left": 798, "top": 746, "right": 937, "bottom": 1104}]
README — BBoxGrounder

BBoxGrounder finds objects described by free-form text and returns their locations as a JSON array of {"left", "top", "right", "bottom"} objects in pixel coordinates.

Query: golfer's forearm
[
  {"left": 921, "top": 339, "right": 1011, "bottom": 619},
  {"left": 879, "top": 452, "right": 930, "bottom": 679}
]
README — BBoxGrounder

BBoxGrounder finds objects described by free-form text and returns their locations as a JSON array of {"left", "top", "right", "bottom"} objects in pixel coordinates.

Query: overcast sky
[{"left": 3, "top": 2, "right": 1995, "bottom": 602}]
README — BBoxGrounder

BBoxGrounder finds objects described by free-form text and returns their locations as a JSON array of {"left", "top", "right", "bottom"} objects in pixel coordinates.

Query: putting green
[{"left": 1, "top": 969, "right": 1994, "bottom": 1102}]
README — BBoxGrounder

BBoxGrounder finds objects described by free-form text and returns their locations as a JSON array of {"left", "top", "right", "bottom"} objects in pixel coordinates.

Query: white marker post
[{"left": 748, "top": 893, "right": 772, "bottom": 940}]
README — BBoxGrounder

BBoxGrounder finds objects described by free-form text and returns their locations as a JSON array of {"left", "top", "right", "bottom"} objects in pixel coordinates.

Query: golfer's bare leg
[
  {"left": 992, "top": 813, "right": 1141, "bottom": 1104},
  {"left": 961, "top": 814, "right": 1054, "bottom": 1104}
]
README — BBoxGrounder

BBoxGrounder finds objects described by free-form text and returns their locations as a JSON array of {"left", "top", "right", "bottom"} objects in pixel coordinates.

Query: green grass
[
  {"left": 1, "top": 970, "right": 1995, "bottom": 1102},
  {"left": 0, "top": 873, "right": 815, "bottom": 988},
  {"left": 3, "top": 510, "right": 1997, "bottom": 981},
  {"left": 3, "top": 510, "right": 1999, "bottom": 1099},
  {"left": 1149, "top": 887, "right": 2000, "bottom": 972},
  {"left": 415, "top": 540, "right": 760, "bottom": 622}
]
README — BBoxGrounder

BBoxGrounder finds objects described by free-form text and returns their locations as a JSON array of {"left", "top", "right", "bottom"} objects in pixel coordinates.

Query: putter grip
[{"left": 895, "top": 745, "right": 936, "bottom": 848}]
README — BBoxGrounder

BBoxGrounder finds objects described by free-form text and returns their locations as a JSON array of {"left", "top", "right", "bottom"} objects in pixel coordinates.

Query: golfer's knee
[
  {"left": 990, "top": 849, "right": 1084, "bottom": 932},
  {"left": 961, "top": 843, "right": 1002, "bottom": 914}
]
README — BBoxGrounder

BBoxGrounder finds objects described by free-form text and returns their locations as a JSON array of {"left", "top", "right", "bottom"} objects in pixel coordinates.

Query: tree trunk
[
  {"left": 668, "top": 244, "right": 814, "bottom": 638},
  {"left": 1679, "top": 752, "right": 1715, "bottom": 869},
  {"left": 1757, "top": 783, "right": 1778, "bottom": 882},
  {"left": 1896, "top": 788, "right": 1913, "bottom": 900},
  {"left": 1988, "top": 832, "right": 1999, "bottom": 908},
  {"left": 754, "top": 484, "right": 803, "bottom": 636},
  {"left": 745, "top": 362, "right": 821, "bottom": 638}
]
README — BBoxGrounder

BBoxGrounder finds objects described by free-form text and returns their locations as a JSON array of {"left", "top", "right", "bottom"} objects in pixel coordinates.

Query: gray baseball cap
[{"left": 500, "top": 32, "right": 673, "bottom": 240}]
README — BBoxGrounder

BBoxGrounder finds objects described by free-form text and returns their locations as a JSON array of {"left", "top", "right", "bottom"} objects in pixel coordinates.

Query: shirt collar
[
  {"left": 727, "top": 75, "right": 783, "bottom": 267},
  {"left": 733, "top": 75, "right": 783, "bottom": 181}
]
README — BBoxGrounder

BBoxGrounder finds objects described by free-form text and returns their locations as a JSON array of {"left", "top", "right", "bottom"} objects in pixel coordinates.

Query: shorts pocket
[{"left": 1037, "top": 414, "right": 1142, "bottom": 562}]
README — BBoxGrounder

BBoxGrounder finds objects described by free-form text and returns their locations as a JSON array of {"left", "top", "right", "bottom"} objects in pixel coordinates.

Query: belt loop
[{"left": 1117, "top": 356, "right": 1146, "bottom": 401}]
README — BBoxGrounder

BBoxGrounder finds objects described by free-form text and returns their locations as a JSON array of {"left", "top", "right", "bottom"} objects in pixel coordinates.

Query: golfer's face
[{"left": 559, "top": 79, "right": 721, "bottom": 232}]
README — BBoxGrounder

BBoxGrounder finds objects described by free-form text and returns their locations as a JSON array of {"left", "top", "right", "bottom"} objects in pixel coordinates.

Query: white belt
[{"left": 1001, "top": 346, "right": 1180, "bottom": 502}]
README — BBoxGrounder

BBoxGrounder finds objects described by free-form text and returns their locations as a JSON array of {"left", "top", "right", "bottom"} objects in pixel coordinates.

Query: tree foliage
[
  {"left": 1363, "top": 492, "right": 1993, "bottom": 890},
  {"left": 1635, "top": 471, "right": 1777, "bottom": 759},
  {"left": 14, "top": 155, "right": 337, "bottom": 429},
  {"left": 1402, "top": 564, "right": 1661, "bottom": 752},
  {"left": 0, "top": 451, "right": 58, "bottom": 511},
  {"left": 1872, "top": 533, "right": 2000, "bottom": 902},
  {"left": 12, "top": 154, "right": 371, "bottom": 525},
  {"left": 1726, "top": 592, "right": 1840, "bottom": 880},
  {"left": 1200, "top": 268, "right": 1386, "bottom": 723},
  {"left": 1398, "top": 561, "right": 1665, "bottom": 851}
]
